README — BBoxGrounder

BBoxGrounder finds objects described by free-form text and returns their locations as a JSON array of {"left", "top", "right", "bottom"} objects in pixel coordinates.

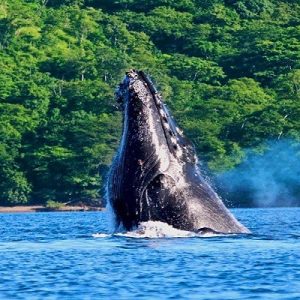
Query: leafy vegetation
[
  {"left": 0, "top": 0, "right": 299, "bottom": 206},
  {"left": 45, "top": 200, "right": 65, "bottom": 210}
]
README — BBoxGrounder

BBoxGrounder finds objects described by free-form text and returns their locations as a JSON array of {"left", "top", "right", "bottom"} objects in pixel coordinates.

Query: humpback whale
[{"left": 107, "top": 70, "right": 250, "bottom": 234}]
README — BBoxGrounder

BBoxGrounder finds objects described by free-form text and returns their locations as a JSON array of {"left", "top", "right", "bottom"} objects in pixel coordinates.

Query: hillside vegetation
[{"left": 0, "top": 0, "right": 299, "bottom": 206}]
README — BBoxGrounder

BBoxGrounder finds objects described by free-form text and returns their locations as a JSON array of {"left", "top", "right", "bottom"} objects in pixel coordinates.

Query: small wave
[{"left": 92, "top": 233, "right": 111, "bottom": 238}]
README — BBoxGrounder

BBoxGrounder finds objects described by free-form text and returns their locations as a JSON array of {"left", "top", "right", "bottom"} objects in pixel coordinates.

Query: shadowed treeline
[{"left": 0, "top": 0, "right": 299, "bottom": 206}]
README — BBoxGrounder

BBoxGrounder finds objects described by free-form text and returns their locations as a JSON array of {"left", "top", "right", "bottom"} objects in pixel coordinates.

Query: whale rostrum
[{"left": 107, "top": 70, "right": 250, "bottom": 234}]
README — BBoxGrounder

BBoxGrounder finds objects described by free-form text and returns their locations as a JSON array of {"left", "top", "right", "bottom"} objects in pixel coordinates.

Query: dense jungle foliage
[{"left": 0, "top": 0, "right": 299, "bottom": 206}]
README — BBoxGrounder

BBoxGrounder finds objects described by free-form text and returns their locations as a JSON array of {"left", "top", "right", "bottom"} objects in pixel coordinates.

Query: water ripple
[{"left": 0, "top": 209, "right": 299, "bottom": 299}]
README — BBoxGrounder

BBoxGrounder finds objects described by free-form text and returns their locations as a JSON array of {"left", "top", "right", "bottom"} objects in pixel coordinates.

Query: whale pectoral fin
[
  {"left": 141, "top": 174, "right": 161, "bottom": 220},
  {"left": 141, "top": 174, "right": 175, "bottom": 221},
  {"left": 142, "top": 174, "right": 192, "bottom": 229}
]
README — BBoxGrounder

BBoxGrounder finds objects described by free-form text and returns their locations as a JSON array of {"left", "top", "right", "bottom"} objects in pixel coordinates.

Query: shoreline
[{"left": 0, "top": 205, "right": 104, "bottom": 213}]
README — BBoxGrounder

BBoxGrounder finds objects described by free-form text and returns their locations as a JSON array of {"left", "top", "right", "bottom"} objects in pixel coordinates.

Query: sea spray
[{"left": 216, "top": 140, "right": 300, "bottom": 207}]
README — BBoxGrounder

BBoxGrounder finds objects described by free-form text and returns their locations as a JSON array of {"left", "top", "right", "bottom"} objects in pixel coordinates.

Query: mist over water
[{"left": 217, "top": 140, "right": 300, "bottom": 207}]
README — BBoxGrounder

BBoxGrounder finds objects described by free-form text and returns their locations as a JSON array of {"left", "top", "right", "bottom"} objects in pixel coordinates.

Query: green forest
[{"left": 0, "top": 0, "right": 299, "bottom": 206}]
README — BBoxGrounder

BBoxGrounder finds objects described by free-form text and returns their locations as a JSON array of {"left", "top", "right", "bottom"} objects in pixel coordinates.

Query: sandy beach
[{"left": 0, "top": 205, "right": 104, "bottom": 213}]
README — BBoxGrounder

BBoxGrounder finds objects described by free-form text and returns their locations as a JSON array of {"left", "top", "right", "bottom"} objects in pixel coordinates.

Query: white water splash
[
  {"left": 93, "top": 221, "right": 224, "bottom": 239},
  {"left": 92, "top": 233, "right": 111, "bottom": 238},
  {"left": 116, "top": 221, "right": 196, "bottom": 238}
]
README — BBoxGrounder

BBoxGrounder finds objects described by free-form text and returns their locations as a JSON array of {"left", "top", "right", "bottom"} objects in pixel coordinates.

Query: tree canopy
[{"left": 0, "top": 0, "right": 299, "bottom": 206}]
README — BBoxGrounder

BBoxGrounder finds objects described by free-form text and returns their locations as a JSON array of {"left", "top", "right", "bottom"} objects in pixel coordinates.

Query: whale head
[{"left": 116, "top": 69, "right": 196, "bottom": 172}]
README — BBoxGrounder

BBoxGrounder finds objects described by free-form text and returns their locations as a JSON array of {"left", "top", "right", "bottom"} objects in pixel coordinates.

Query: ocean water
[{"left": 0, "top": 208, "right": 299, "bottom": 300}]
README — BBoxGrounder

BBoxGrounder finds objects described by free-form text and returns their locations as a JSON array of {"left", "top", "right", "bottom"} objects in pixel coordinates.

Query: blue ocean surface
[{"left": 0, "top": 208, "right": 299, "bottom": 300}]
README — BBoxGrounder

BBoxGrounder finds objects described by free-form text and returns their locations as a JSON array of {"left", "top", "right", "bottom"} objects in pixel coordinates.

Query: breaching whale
[{"left": 107, "top": 70, "right": 250, "bottom": 234}]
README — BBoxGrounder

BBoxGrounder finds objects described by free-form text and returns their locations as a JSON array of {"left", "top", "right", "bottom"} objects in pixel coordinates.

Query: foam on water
[
  {"left": 93, "top": 221, "right": 224, "bottom": 239},
  {"left": 116, "top": 221, "right": 196, "bottom": 238},
  {"left": 92, "top": 233, "right": 111, "bottom": 238}
]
